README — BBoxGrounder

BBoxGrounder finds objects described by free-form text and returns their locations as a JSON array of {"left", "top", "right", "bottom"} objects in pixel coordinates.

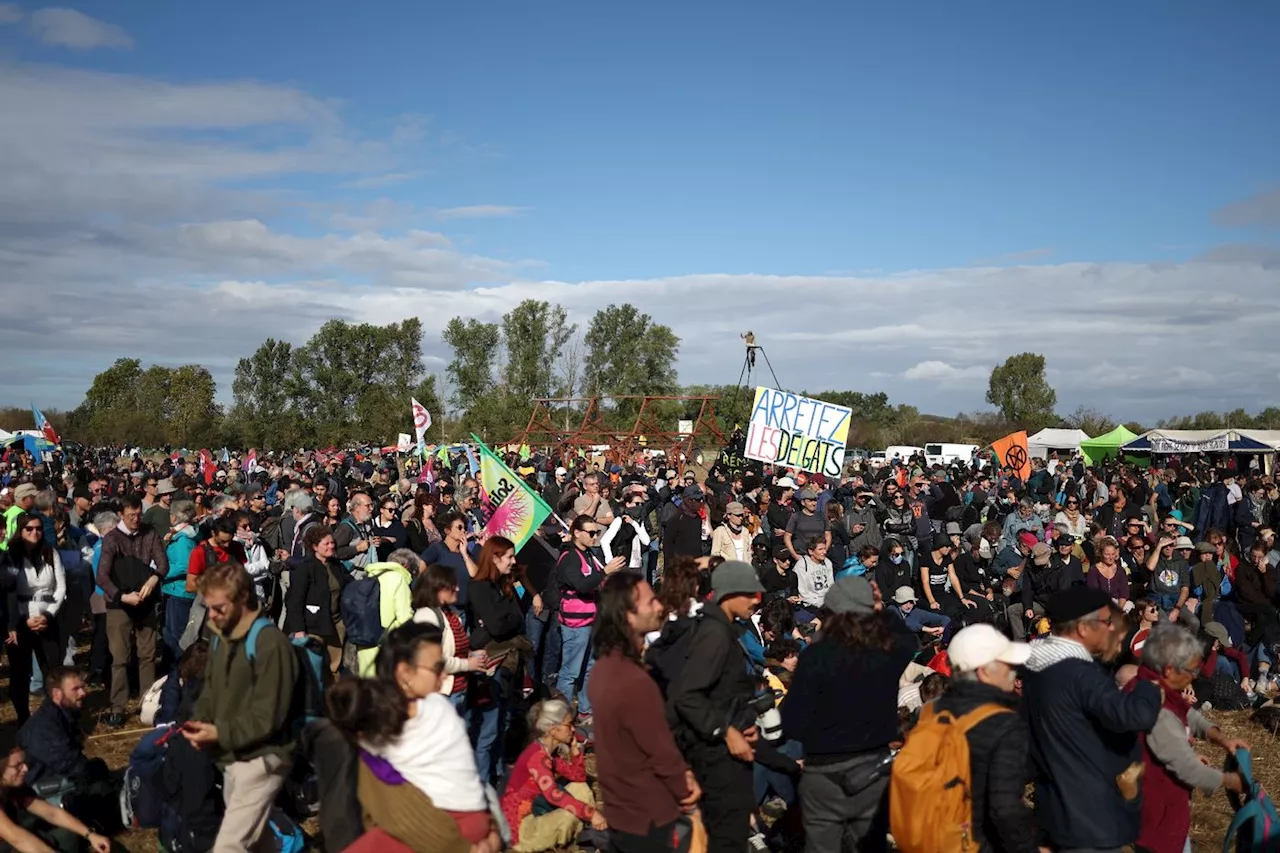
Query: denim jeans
[
  {"left": 163, "top": 595, "right": 195, "bottom": 663},
  {"left": 556, "top": 622, "right": 595, "bottom": 715},
  {"left": 526, "top": 607, "right": 561, "bottom": 688},
  {"left": 470, "top": 671, "right": 510, "bottom": 787},
  {"left": 448, "top": 690, "right": 467, "bottom": 715},
  {"left": 754, "top": 738, "right": 803, "bottom": 805}
]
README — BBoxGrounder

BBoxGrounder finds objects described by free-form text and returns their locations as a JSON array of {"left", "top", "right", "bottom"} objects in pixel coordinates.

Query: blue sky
[{"left": 1, "top": 1, "right": 1278, "bottom": 421}]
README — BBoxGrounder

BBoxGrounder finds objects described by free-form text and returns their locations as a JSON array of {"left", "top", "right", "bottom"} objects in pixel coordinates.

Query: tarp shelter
[
  {"left": 1027, "top": 428, "right": 1091, "bottom": 459},
  {"left": 1123, "top": 429, "right": 1280, "bottom": 455},
  {"left": 0, "top": 428, "right": 11, "bottom": 442},
  {"left": 1079, "top": 425, "right": 1139, "bottom": 464},
  {"left": 0, "top": 433, "right": 56, "bottom": 458}
]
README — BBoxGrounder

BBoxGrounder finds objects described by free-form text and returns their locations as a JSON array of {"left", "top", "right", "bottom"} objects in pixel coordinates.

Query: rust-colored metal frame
[{"left": 513, "top": 395, "right": 726, "bottom": 465}]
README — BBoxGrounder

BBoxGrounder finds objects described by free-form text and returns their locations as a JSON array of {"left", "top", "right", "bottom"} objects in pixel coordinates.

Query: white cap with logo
[{"left": 948, "top": 624, "right": 1031, "bottom": 672}]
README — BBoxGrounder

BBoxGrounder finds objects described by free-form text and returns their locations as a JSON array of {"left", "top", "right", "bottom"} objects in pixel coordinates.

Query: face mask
[{"left": 890, "top": 554, "right": 904, "bottom": 565}]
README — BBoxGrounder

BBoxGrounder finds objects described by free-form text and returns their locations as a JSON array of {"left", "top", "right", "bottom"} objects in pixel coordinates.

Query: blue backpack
[
  {"left": 1224, "top": 748, "right": 1280, "bottom": 852},
  {"left": 341, "top": 577, "right": 384, "bottom": 649},
  {"left": 213, "top": 617, "right": 327, "bottom": 736},
  {"left": 120, "top": 726, "right": 174, "bottom": 829},
  {"left": 264, "top": 806, "right": 306, "bottom": 853}
]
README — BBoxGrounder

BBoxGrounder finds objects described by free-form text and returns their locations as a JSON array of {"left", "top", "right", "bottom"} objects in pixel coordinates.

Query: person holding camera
[{"left": 669, "top": 561, "right": 767, "bottom": 853}]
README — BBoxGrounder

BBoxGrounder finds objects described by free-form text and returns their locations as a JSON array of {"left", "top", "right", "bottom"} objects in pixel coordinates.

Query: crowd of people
[{"left": 0, "top": 439, "right": 1275, "bottom": 852}]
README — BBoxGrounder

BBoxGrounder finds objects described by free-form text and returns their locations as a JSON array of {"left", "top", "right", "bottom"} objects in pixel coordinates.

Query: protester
[
  {"left": 4, "top": 511, "right": 67, "bottom": 723},
  {"left": 1023, "top": 586, "right": 1163, "bottom": 852},
  {"left": 184, "top": 560, "right": 299, "bottom": 853},
  {"left": 500, "top": 699, "right": 602, "bottom": 852},
  {"left": 411, "top": 563, "right": 486, "bottom": 712},
  {"left": 0, "top": 745, "right": 111, "bottom": 853},
  {"left": 284, "top": 524, "right": 349, "bottom": 676},
  {"left": 327, "top": 622, "right": 492, "bottom": 848},
  {"left": 95, "top": 495, "right": 168, "bottom": 728},
  {"left": 161, "top": 500, "right": 200, "bottom": 663},
  {"left": 782, "top": 574, "right": 915, "bottom": 853},
  {"left": 589, "top": 572, "right": 701, "bottom": 853},
  {"left": 355, "top": 550, "right": 421, "bottom": 677},
  {"left": 1131, "top": 623, "right": 1250, "bottom": 853}
]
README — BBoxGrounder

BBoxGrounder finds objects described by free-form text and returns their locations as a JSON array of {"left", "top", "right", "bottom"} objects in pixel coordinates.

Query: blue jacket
[{"left": 164, "top": 526, "right": 199, "bottom": 600}]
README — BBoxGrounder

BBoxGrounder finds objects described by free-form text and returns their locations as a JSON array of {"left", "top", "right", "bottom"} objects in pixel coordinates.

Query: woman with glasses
[
  {"left": 601, "top": 488, "right": 651, "bottom": 573},
  {"left": 1054, "top": 496, "right": 1088, "bottom": 541},
  {"left": 372, "top": 497, "right": 408, "bottom": 561},
  {"left": 3, "top": 512, "right": 66, "bottom": 723},
  {"left": 499, "top": 699, "right": 602, "bottom": 852},
  {"left": 328, "top": 622, "right": 496, "bottom": 850},
  {"left": 412, "top": 564, "right": 488, "bottom": 713},
  {"left": 231, "top": 509, "right": 272, "bottom": 609},
  {"left": 551, "top": 515, "right": 626, "bottom": 729}
]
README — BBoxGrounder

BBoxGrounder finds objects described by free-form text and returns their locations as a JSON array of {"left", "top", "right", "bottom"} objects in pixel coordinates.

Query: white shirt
[
  {"left": 9, "top": 549, "right": 66, "bottom": 620},
  {"left": 600, "top": 516, "right": 651, "bottom": 569},
  {"left": 361, "top": 693, "right": 488, "bottom": 812}
]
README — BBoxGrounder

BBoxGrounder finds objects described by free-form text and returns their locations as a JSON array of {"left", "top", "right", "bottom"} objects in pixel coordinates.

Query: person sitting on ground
[
  {"left": 887, "top": 586, "right": 948, "bottom": 640},
  {"left": 327, "top": 622, "right": 495, "bottom": 852},
  {"left": 15, "top": 668, "right": 107, "bottom": 790},
  {"left": 500, "top": 699, "right": 602, "bottom": 853},
  {"left": 0, "top": 745, "right": 111, "bottom": 853}
]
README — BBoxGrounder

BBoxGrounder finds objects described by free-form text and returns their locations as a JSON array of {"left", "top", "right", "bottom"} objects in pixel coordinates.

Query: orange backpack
[{"left": 889, "top": 701, "right": 1012, "bottom": 853}]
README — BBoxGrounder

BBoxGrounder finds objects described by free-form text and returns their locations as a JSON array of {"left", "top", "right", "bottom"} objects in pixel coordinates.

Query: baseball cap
[
  {"left": 948, "top": 624, "right": 1031, "bottom": 672},
  {"left": 711, "top": 560, "right": 764, "bottom": 603},
  {"left": 775, "top": 477, "right": 798, "bottom": 490},
  {"left": 1017, "top": 532, "right": 1039, "bottom": 549},
  {"left": 555, "top": 467, "right": 567, "bottom": 478},
  {"left": 682, "top": 484, "right": 705, "bottom": 501},
  {"left": 1031, "top": 543, "right": 1051, "bottom": 565}
]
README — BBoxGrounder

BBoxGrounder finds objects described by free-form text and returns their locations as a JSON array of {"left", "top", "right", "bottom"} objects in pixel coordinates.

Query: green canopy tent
[{"left": 1079, "top": 425, "right": 1139, "bottom": 465}]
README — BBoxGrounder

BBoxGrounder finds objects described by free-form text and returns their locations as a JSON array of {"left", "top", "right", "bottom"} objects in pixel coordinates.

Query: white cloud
[
  {"left": 3, "top": 60, "right": 1280, "bottom": 426},
  {"left": 27, "top": 7, "right": 132, "bottom": 49},
  {"left": 339, "top": 171, "right": 427, "bottom": 189},
  {"left": 0, "top": 4, "right": 21, "bottom": 24},
  {"left": 903, "top": 361, "right": 988, "bottom": 383},
  {"left": 435, "top": 205, "right": 529, "bottom": 221}
]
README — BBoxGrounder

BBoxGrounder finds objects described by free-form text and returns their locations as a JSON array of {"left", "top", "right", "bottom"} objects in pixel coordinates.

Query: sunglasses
[
  {"left": 583, "top": 529, "right": 601, "bottom": 538},
  {"left": 22, "top": 524, "right": 41, "bottom": 532}
]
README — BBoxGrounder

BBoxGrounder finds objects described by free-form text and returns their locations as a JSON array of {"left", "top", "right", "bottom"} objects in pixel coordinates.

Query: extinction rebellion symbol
[{"left": 1004, "top": 445, "right": 1028, "bottom": 473}]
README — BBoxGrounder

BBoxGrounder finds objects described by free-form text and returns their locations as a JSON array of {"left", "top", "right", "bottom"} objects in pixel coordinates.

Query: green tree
[
  {"left": 442, "top": 317, "right": 501, "bottom": 413},
  {"left": 169, "top": 365, "right": 221, "bottom": 447},
  {"left": 501, "top": 300, "right": 575, "bottom": 401},
  {"left": 985, "top": 353, "right": 1057, "bottom": 427},
  {"left": 230, "top": 339, "right": 297, "bottom": 448},
  {"left": 583, "top": 304, "right": 680, "bottom": 420}
]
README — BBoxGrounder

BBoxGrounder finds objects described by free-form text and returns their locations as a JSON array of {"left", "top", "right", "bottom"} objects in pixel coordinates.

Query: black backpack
[{"left": 643, "top": 612, "right": 706, "bottom": 728}]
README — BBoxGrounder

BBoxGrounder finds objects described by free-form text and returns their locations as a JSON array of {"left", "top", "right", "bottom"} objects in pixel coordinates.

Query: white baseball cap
[
  {"left": 555, "top": 467, "right": 567, "bottom": 477},
  {"left": 775, "top": 476, "right": 798, "bottom": 489},
  {"left": 948, "top": 624, "right": 1031, "bottom": 672}
]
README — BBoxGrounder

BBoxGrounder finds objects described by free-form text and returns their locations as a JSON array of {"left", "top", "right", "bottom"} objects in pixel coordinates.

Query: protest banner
[
  {"left": 744, "top": 387, "right": 852, "bottom": 477},
  {"left": 471, "top": 434, "right": 554, "bottom": 551}
]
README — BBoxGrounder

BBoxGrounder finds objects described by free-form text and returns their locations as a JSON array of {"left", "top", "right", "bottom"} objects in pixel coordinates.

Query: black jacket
[
  {"left": 16, "top": 701, "right": 92, "bottom": 785},
  {"left": 1022, "top": 555, "right": 1085, "bottom": 610},
  {"left": 467, "top": 580, "right": 525, "bottom": 649},
  {"left": 1023, "top": 655, "right": 1161, "bottom": 849},
  {"left": 934, "top": 681, "right": 1037, "bottom": 853},
  {"left": 663, "top": 512, "right": 704, "bottom": 565},
  {"left": 283, "top": 556, "right": 349, "bottom": 637},
  {"left": 781, "top": 616, "right": 916, "bottom": 764},
  {"left": 670, "top": 604, "right": 757, "bottom": 749}
]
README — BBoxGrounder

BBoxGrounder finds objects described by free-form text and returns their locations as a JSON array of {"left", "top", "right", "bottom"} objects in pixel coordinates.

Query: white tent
[
  {"left": 0, "top": 428, "right": 12, "bottom": 442},
  {"left": 1027, "top": 428, "right": 1091, "bottom": 459}
]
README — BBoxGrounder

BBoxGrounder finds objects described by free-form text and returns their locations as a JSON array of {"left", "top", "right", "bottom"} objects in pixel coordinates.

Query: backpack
[
  {"left": 213, "top": 617, "right": 327, "bottom": 737},
  {"left": 140, "top": 674, "right": 167, "bottom": 726},
  {"left": 341, "top": 576, "right": 384, "bottom": 649},
  {"left": 643, "top": 612, "right": 706, "bottom": 729},
  {"left": 889, "top": 701, "right": 1012, "bottom": 853},
  {"left": 120, "top": 726, "right": 176, "bottom": 830},
  {"left": 1223, "top": 748, "right": 1280, "bottom": 853},
  {"left": 338, "top": 518, "right": 370, "bottom": 573},
  {"left": 263, "top": 806, "right": 307, "bottom": 853}
]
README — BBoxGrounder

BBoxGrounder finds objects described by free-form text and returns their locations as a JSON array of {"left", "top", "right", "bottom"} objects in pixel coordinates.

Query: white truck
[{"left": 925, "top": 443, "right": 980, "bottom": 467}]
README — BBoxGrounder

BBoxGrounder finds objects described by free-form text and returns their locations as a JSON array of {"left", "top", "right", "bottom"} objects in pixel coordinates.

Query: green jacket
[
  {"left": 0, "top": 505, "right": 21, "bottom": 551},
  {"left": 193, "top": 608, "right": 298, "bottom": 768},
  {"left": 356, "top": 561, "right": 416, "bottom": 677}
]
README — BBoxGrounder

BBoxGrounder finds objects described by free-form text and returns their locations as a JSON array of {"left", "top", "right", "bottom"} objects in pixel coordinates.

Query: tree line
[{"left": 6, "top": 328, "right": 1279, "bottom": 453}]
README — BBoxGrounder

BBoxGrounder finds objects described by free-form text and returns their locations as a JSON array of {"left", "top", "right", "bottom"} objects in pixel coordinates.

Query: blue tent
[{"left": 0, "top": 433, "right": 56, "bottom": 457}]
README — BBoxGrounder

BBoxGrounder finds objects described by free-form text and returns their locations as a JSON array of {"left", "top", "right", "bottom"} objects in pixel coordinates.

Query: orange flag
[{"left": 992, "top": 431, "right": 1031, "bottom": 480}]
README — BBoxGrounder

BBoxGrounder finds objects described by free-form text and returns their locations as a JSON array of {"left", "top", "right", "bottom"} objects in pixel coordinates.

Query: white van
[
  {"left": 925, "top": 443, "right": 980, "bottom": 467},
  {"left": 881, "top": 446, "right": 925, "bottom": 466}
]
